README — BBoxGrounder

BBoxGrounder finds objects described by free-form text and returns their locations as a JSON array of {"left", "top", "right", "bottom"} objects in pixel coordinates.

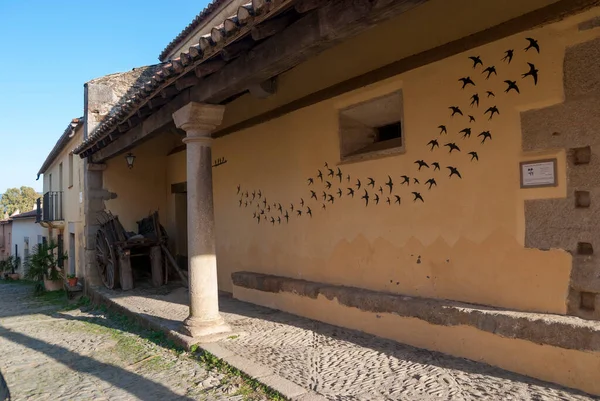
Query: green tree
[{"left": 0, "top": 186, "right": 39, "bottom": 215}]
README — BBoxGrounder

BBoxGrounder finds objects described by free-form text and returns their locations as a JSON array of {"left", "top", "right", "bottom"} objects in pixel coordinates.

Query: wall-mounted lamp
[{"left": 125, "top": 152, "right": 136, "bottom": 169}]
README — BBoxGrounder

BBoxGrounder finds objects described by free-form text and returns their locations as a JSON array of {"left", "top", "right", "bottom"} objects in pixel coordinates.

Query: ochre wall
[
  {"left": 205, "top": 8, "right": 600, "bottom": 314},
  {"left": 103, "top": 133, "right": 180, "bottom": 233}
]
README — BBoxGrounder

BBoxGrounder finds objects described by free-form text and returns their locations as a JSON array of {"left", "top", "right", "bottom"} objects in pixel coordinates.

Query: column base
[{"left": 180, "top": 315, "right": 231, "bottom": 338}]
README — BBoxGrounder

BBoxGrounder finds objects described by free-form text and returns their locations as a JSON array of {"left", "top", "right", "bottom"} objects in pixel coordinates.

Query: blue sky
[{"left": 0, "top": 0, "right": 208, "bottom": 193}]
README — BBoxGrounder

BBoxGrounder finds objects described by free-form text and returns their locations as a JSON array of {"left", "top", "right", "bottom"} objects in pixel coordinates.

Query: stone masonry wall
[{"left": 522, "top": 36, "right": 600, "bottom": 320}]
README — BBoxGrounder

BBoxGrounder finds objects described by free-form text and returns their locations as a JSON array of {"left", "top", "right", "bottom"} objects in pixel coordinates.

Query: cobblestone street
[{"left": 0, "top": 282, "right": 274, "bottom": 401}]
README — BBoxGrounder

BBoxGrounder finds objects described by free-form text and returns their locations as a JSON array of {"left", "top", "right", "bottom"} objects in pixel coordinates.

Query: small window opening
[{"left": 376, "top": 122, "right": 402, "bottom": 143}]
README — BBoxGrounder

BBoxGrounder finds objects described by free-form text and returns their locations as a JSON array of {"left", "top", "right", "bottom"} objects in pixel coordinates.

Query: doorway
[
  {"left": 171, "top": 182, "right": 188, "bottom": 271},
  {"left": 69, "top": 233, "right": 75, "bottom": 275}
]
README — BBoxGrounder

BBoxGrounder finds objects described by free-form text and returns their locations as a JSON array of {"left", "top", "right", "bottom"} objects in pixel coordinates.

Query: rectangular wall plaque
[{"left": 520, "top": 158, "right": 557, "bottom": 188}]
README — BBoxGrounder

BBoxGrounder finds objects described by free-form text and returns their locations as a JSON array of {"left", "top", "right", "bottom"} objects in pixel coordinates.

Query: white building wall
[{"left": 11, "top": 218, "right": 48, "bottom": 276}]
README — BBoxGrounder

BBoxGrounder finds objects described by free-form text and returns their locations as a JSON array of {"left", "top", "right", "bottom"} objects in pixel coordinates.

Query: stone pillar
[{"left": 172, "top": 102, "right": 230, "bottom": 338}]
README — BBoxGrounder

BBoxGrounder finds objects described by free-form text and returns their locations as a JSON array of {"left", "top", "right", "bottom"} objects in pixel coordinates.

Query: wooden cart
[{"left": 95, "top": 211, "right": 186, "bottom": 290}]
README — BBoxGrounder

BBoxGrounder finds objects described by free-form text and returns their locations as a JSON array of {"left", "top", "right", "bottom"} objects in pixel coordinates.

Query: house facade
[
  {"left": 72, "top": 0, "right": 600, "bottom": 394},
  {"left": 0, "top": 218, "right": 12, "bottom": 262},
  {"left": 11, "top": 210, "right": 47, "bottom": 276},
  {"left": 36, "top": 118, "right": 85, "bottom": 277}
]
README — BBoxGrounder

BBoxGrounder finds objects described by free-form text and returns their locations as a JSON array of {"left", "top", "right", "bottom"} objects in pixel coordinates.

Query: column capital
[{"left": 172, "top": 102, "right": 225, "bottom": 138}]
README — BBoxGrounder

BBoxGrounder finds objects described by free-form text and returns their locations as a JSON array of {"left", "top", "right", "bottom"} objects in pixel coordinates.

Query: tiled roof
[
  {"left": 74, "top": 0, "right": 292, "bottom": 157},
  {"left": 11, "top": 209, "right": 39, "bottom": 219},
  {"left": 37, "top": 118, "right": 84, "bottom": 179},
  {"left": 159, "top": 0, "right": 231, "bottom": 61}
]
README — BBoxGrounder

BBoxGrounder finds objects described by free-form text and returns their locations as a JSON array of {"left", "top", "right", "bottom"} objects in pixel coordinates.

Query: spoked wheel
[{"left": 95, "top": 228, "right": 120, "bottom": 289}]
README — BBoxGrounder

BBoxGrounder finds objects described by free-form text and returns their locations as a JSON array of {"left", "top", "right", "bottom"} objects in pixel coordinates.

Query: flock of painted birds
[{"left": 237, "top": 38, "right": 540, "bottom": 225}]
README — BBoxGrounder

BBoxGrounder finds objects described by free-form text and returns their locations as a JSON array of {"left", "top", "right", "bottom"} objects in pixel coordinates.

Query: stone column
[{"left": 173, "top": 102, "right": 230, "bottom": 338}]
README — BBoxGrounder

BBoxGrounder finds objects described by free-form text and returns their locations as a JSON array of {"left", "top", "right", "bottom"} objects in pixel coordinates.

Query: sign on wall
[{"left": 520, "top": 159, "right": 557, "bottom": 188}]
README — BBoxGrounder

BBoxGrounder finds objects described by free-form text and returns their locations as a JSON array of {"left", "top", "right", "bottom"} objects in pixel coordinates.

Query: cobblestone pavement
[
  {"left": 0, "top": 282, "right": 273, "bottom": 401},
  {"left": 97, "top": 284, "right": 599, "bottom": 401}
]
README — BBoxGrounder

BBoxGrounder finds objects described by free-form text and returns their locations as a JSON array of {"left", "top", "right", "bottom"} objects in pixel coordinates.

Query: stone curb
[{"left": 87, "top": 286, "right": 327, "bottom": 401}]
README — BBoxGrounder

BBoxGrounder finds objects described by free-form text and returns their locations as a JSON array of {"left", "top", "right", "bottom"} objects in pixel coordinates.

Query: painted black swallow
[
  {"left": 308, "top": 178, "right": 314, "bottom": 185},
  {"left": 415, "top": 160, "right": 429, "bottom": 170},
  {"left": 356, "top": 179, "right": 361, "bottom": 189},
  {"left": 361, "top": 190, "right": 369, "bottom": 207},
  {"left": 346, "top": 174, "right": 350, "bottom": 182},
  {"left": 482, "top": 66, "right": 497, "bottom": 79},
  {"left": 413, "top": 178, "right": 420, "bottom": 185},
  {"left": 427, "top": 139, "right": 439, "bottom": 150},
  {"left": 324, "top": 162, "right": 329, "bottom": 168},
  {"left": 445, "top": 142, "right": 461, "bottom": 153},
  {"left": 239, "top": 199, "right": 242, "bottom": 207},
  {"left": 328, "top": 168, "right": 334, "bottom": 178},
  {"left": 310, "top": 190, "right": 317, "bottom": 200},
  {"left": 260, "top": 209, "right": 265, "bottom": 215},
  {"left": 469, "top": 56, "right": 483, "bottom": 68},
  {"left": 386, "top": 197, "right": 391, "bottom": 205},
  {"left": 325, "top": 181, "right": 332, "bottom": 189},
  {"left": 328, "top": 194, "right": 335, "bottom": 204},
  {"left": 237, "top": 185, "right": 241, "bottom": 195},
  {"left": 401, "top": 175, "right": 410, "bottom": 185},
  {"left": 322, "top": 203, "right": 326, "bottom": 210},
  {"left": 284, "top": 211, "right": 289, "bottom": 223},
  {"left": 432, "top": 162, "right": 440, "bottom": 171},
  {"left": 267, "top": 205, "right": 270, "bottom": 212},
  {"left": 484, "top": 106, "right": 499, "bottom": 120},
  {"left": 263, "top": 215, "right": 267, "bottom": 221},
  {"left": 469, "top": 115, "right": 476, "bottom": 123},
  {"left": 277, "top": 216, "right": 281, "bottom": 224},
  {"left": 297, "top": 210, "right": 302, "bottom": 216},
  {"left": 425, "top": 178, "right": 437, "bottom": 189},
  {"left": 263, "top": 198, "right": 267, "bottom": 206},
  {"left": 525, "top": 37, "right": 540, "bottom": 53},
  {"left": 378, "top": 186, "right": 383, "bottom": 194},
  {"left": 367, "top": 177, "right": 375, "bottom": 188},
  {"left": 449, "top": 106, "right": 463, "bottom": 116},
  {"left": 256, "top": 214, "right": 261, "bottom": 224},
  {"left": 385, "top": 175, "right": 393, "bottom": 193},
  {"left": 317, "top": 170, "right": 323, "bottom": 182},
  {"left": 300, "top": 198, "right": 305, "bottom": 207},
  {"left": 502, "top": 49, "right": 514, "bottom": 64},
  {"left": 478, "top": 131, "right": 492, "bottom": 144},
  {"left": 447, "top": 166, "right": 462, "bottom": 178},
  {"left": 253, "top": 212, "right": 257, "bottom": 219},
  {"left": 251, "top": 191, "right": 256, "bottom": 200},
  {"left": 244, "top": 201, "right": 248, "bottom": 207},
  {"left": 322, "top": 191, "right": 327, "bottom": 201},
  {"left": 273, "top": 202, "right": 277, "bottom": 207},
  {"left": 486, "top": 91, "right": 495, "bottom": 98},
  {"left": 470, "top": 93, "right": 479, "bottom": 107},
  {"left": 290, "top": 203, "right": 294, "bottom": 212},
  {"left": 337, "top": 188, "right": 342, "bottom": 198},
  {"left": 394, "top": 195, "right": 401, "bottom": 205},
  {"left": 439, "top": 125, "right": 447, "bottom": 135},
  {"left": 258, "top": 190, "right": 262, "bottom": 198},
  {"left": 468, "top": 151, "right": 479, "bottom": 161},
  {"left": 522, "top": 62, "right": 538, "bottom": 85},
  {"left": 278, "top": 203, "right": 282, "bottom": 213},
  {"left": 347, "top": 188, "right": 355, "bottom": 197},
  {"left": 374, "top": 194, "right": 380, "bottom": 205},
  {"left": 504, "top": 80, "right": 520, "bottom": 94},
  {"left": 244, "top": 191, "right": 249, "bottom": 198},
  {"left": 412, "top": 192, "right": 424, "bottom": 202},
  {"left": 270, "top": 217, "right": 275, "bottom": 225},
  {"left": 459, "top": 128, "right": 471, "bottom": 139},
  {"left": 336, "top": 168, "right": 343, "bottom": 183},
  {"left": 459, "top": 77, "right": 475, "bottom": 89},
  {"left": 307, "top": 207, "right": 312, "bottom": 217}
]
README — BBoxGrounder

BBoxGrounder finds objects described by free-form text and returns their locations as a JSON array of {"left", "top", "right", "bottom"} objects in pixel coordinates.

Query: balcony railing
[{"left": 41, "top": 191, "right": 63, "bottom": 222}]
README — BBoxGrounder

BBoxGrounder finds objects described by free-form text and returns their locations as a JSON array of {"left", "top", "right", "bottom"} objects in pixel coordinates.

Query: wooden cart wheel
[{"left": 95, "top": 228, "right": 120, "bottom": 289}]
